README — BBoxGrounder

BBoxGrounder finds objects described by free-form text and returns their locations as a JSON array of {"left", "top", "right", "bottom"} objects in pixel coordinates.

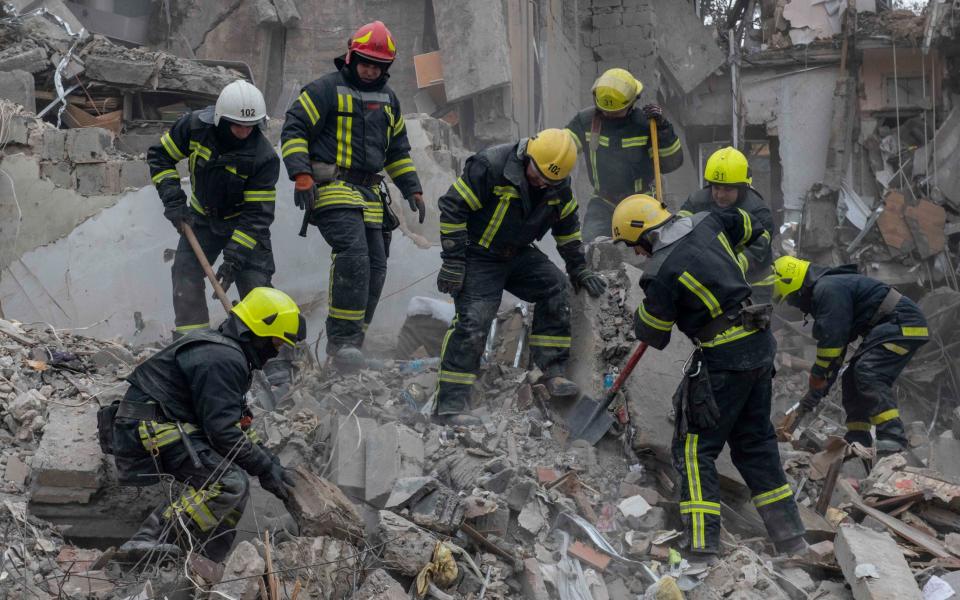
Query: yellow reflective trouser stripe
[
  {"left": 658, "top": 137, "right": 682, "bottom": 157},
  {"left": 238, "top": 422, "right": 260, "bottom": 444},
  {"left": 560, "top": 198, "right": 578, "bottom": 219},
  {"left": 738, "top": 208, "right": 752, "bottom": 247},
  {"left": 328, "top": 306, "right": 365, "bottom": 321},
  {"left": 684, "top": 434, "right": 707, "bottom": 549},
  {"left": 138, "top": 421, "right": 200, "bottom": 453},
  {"left": 623, "top": 136, "right": 648, "bottom": 148},
  {"left": 336, "top": 93, "right": 354, "bottom": 168},
  {"left": 453, "top": 177, "right": 482, "bottom": 210},
  {"left": 160, "top": 132, "right": 185, "bottom": 161},
  {"left": 901, "top": 326, "right": 929, "bottom": 337},
  {"left": 679, "top": 271, "right": 722, "bottom": 318},
  {"left": 231, "top": 230, "right": 257, "bottom": 249},
  {"left": 243, "top": 189, "right": 276, "bottom": 202},
  {"left": 164, "top": 484, "right": 220, "bottom": 532},
  {"left": 565, "top": 128, "right": 582, "bottom": 151},
  {"left": 679, "top": 500, "right": 721, "bottom": 515},
  {"left": 438, "top": 370, "right": 476, "bottom": 385},
  {"left": 528, "top": 335, "right": 571, "bottom": 348},
  {"left": 440, "top": 221, "right": 467, "bottom": 234},
  {"left": 281, "top": 137, "right": 309, "bottom": 158},
  {"left": 815, "top": 359, "right": 831, "bottom": 368},
  {"left": 385, "top": 157, "right": 416, "bottom": 178},
  {"left": 479, "top": 196, "right": 510, "bottom": 248},
  {"left": 847, "top": 421, "right": 872, "bottom": 431},
  {"left": 882, "top": 342, "right": 909, "bottom": 355},
  {"left": 298, "top": 91, "right": 320, "bottom": 125},
  {"left": 817, "top": 347, "right": 843, "bottom": 358},
  {"left": 753, "top": 483, "right": 793, "bottom": 508},
  {"left": 700, "top": 324, "right": 757, "bottom": 348},
  {"left": 175, "top": 323, "right": 209, "bottom": 332},
  {"left": 871, "top": 409, "right": 900, "bottom": 425},
  {"left": 638, "top": 303, "right": 674, "bottom": 332},
  {"left": 440, "top": 315, "right": 458, "bottom": 359},
  {"left": 555, "top": 231, "right": 582, "bottom": 246},
  {"left": 152, "top": 169, "right": 179, "bottom": 184},
  {"left": 224, "top": 508, "right": 242, "bottom": 527}
]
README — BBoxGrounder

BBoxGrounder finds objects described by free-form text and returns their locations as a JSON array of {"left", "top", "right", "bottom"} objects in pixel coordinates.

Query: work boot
[
  {"left": 432, "top": 413, "right": 483, "bottom": 428},
  {"left": 542, "top": 376, "right": 579, "bottom": 398},
  {"left": 332, "top": 346, "right": 364, "bottom": 371},
  {"left": 686, "top": 550, "right": 720, "bottom": 567},
  {"left": 875, "top": 437, "right": 906, "bottom": 457},
  {"left": 774, "top": 535, "right": 809, "bottom": 557},
  {"left": 117, "top": 511, "right": 181, "bottom": 560}
]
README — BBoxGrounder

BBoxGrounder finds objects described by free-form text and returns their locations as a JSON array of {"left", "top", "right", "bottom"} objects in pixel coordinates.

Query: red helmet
[{"left": 346, "top": 20, "right": 397, "bottom": 64}]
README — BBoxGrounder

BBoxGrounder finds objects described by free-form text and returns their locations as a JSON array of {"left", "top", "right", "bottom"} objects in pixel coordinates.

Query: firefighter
[
  {"left": 678, "top": 146, "right": 774, "bottom": 302},
  {"left": 433, "top": 128, "right": 607, "bottom": 426},
  {"left": 281, "top": 20, "right": 425, "bottom": 369},
  {"left": 148, "top": 80, "right": 279, "bottom": 337},
  {"left": 611, "top": 194, "right": 806, "bottom": 558},
  {"left": 772, "top": 257, "right": 929, "bottom": 453},
  {"left": 106, "top": 287, "right": 306, "bottom": 562},
  {"left": 565, "top": 68, "right": 683, "bottom": 242}
]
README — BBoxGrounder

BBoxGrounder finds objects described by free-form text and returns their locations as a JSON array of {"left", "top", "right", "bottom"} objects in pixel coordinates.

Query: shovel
[
  {"left": 568, "top": 342, "right": 648, "bottom": 445},
  {"left": 181, "top": 222, "right": 233, "bottom": 314}
]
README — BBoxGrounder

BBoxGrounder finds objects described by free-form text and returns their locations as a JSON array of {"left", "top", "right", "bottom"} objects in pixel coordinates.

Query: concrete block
[
  {"left": 0, "top": 70, "right": 35, "bottom": 110},
  {"left": 834, "top": 524, "right": 922, "bottom": 600},
  {"left": 84, "top": 52, "right": 155, "bottom": 87},
  {"left": 592, "top": 11, "right": 622, "bottom": 29},
  {"left": 41, "top": 128, "right": 66, "bottom": 161},
  {"left": 353, "top": 568, "right": 407, "bottom": 600},
  {"left": 39, "top": 161, "right": 76, "bottom": 189},
  {"left": 521, "top": 558, "right": 551, "bottom": 600},
  {"left": 0, "top": 46, "right": 48, "bottom": 74},
  {"left": 286, "top": 465, "right": 364, "bottom": 545},
  {"left": 365, "top": 422, "right": 424, "bottom": 507},
  {"left": 75, "top": 162, "right": 121, "bottom": 196},
  {"left": 0, "top": 115, "right": 31, "bottom": 146},
  {"left": 328, "top": 415, "right": 377, "bottom": 498},
  {"left": 433, "top": 0, "right": 511, "bottom": 103},
  {"left": 211, "top": 541, "right": 263, "bottom": 600},
  {"left": 32, "top": 403, "right": 102, "bottom": 493},
  {"left": 376, "top": 510, "right": 439, "bottom": 577},
  {"left": 66, "top": 128, "right": 113, "bottom": 163},
  {"left": 119, "top": 160, "right": 151, "bottom": 190}
]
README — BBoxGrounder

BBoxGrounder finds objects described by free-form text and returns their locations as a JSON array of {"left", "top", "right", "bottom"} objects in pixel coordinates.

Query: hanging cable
[{"left": 892, "top": 36, "right": 905, "bottom": 191}]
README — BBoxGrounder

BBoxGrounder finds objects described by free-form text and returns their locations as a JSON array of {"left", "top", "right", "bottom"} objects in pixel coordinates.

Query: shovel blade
[{"left": 566, "top": 393, "right": 616, "bottom": 445}]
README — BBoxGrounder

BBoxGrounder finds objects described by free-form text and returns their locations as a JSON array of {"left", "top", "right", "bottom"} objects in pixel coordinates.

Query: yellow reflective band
[
  {"left": 737, "top": 253, "right": 749, "bottom": 273},
  {"left": 753, "top": 484, "right": 793, "bottom": 508},
  {"left": 438, "top": 370, "right": 477, "bottom": 385},
  {"left": 528, "top": 335, "right": 571, "bottom": 348},
  {"left": 738, "top": 208, "right": 752, "bottom": 247},
  {"left": 493, "top": 185, "right": 521, "bottom": 200},
  {"left": 684, "top": 434, "right": 705, "bottom": 549},
  {"left": 165, "top": 485, "right": 220, "bottom": 532},
  {"left": 901, "top": 326, "right": 929, "bottom": 337},
  {"left": 328, "top": 306, "right": 365, "bottom": 321},
  {"left": 298, "top": 91, "right": 320, "bottom": 125},
  {"left": 847, "top": 421, "right": 872, "bottom": 431},
  {"left": 816, "top": 347, "right": 844, "bottom": 358},
  {"left": 700, "top": 324, "right": 757, "bottom": 348},
  {"left": 344, "top": 94, "right": 354, "bottom": 167},
  {"left": 440, "top": 315, "right": 458, "bottom": 359},
  {"left": 281, "top": 137, "right": 309, "bottom": 158},
  {"left": 761, "top": 230, "right": 771, "bottom": 242},
  {"left": 657, "top": 137, "right": 682, "bottom": 157},
  {"left": 224, "top": 165, "right": 248, "bottom": 179},
  {"left": 565, "top": 128, "right": 582, "bottom": 150},
  {"left": 189, "top": 193, "right": 206, "bottom": 215},
  {"left": 189, "top": 140, "right": 212, "bottom": 160},
  {"left": 454, "top": 177, "right": 482, "bottom": 210},
  {"left": 175, "top": 323, "right": 209, "bottom": 332},
  {"left": 881, "top": 342, "right": 909, "bottom": 355},
  {"left": 679, "top": 272, "right": 721, "bottom": 317},
  {"left": 871, "top": 409, "right": 900, "bottom": 425},
  {"left": 555, "top": 231, "right": 582, "bottom": 246},
  {"left": 814, "top": 359, "right": 831, "bottom": 368},
  {"left": 393, "top": 114, "right": 405, "bottom": 136},
  {"left": 584, "top": 133, "right": 610, "bottom": 146},
  {"left": 160, "top": 132, "right": 185, "bottom": 161},
  {"left": 151, "top": 169, "right": 179, "bottom": 184},
  {"left": 677, "top": 209, "right": 694, "bottom": 218},
  {"left": 679, "top": 500, "right": 721, "bottom": 516},
  {"left": 440, "top": 221, "right": 467, "bottom": 234},
  {"left": 385, "top": 158, "right": 416, "bottom": 178},
  {"left": 479, "top": 196, "right": 510, "bottom": 248},
  {"left": 638, "top": 303, "right": 674, "bottom": 332},
  {"left": 622, "top": 136, "right": 648, "bottom": 148},
  {"left": 716, "top": 233, "right": 743, "bottom": 275},
  {"left": 752, "top": 273, "right": 778, "bottom": 287},
  {"left": 335, "top": 93, "right": 355, "bottom": 168},
  {"left": 231, "top": 230, "right": 257, "bottom": 249},
  {"left": 560, "top": 198, "right": 578, "bottom": 219},
  {"left": 243, "top": 190, "right": 276, "bottom": 202}
]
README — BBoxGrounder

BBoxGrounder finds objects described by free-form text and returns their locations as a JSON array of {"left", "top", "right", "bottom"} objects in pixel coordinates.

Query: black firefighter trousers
[
  {"left": 172, "top": 220, "right": 274, "bottom": 335},
  {"left": 672, "top": 364, "right": 805, "bottom": 554},
  {"left": 435, "top": 246, "right": 571, "bottom": 415},
  {"left": 314, "top": 207, "right": 387, "bottom": 354}
]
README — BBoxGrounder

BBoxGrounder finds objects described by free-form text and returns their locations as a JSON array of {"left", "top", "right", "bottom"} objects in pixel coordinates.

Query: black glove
[
  {"left": 437, "top": 259, "right": 465, "bottom": 296},
  {"left": 571, "top": 269, "right": 607, "bottom": 297},
  {"left": 258, "top": 461, "right": 296, "bottom": 502},
  {"left": 641, "top": 103, "right": 664, "bottom": 123},
  {"left": 407, "top": 193, "right": 426, "bottom": 224},
  {"left": 215, "top": 242, "right": 249, "bottom": 295},
  {"left": 161, "top": 188, "right": 191, "bottom": 231},
  {"left": 799, "top": 389, "right": 823, "bottom": 412}
]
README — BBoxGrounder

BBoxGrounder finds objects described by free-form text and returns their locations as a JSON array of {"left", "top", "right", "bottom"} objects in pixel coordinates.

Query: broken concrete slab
[
  {"left": 409, "top": 485, "right": 465, "bottom": 535},
  {"left": 328, "top": 415, "right": 377, "bottom": 498},
  {"left": 32, "top": 403, "right": 102, "bottom": 502},
  {"left": 431, "top": 0, "right": 511, "bottom": 103},
  {"left": 211, "top": 540, "right": 264, "bottom": 600},
  {"left": 376, "top": 510, "right": 440, "bottom": 577},
  {"left": 521, "top": 558, "right": 551, "bottom": 600},
  {"left": 353, "top": 568, "right": 408, "bottom": 600},
  {"left": 650, "top": 0, "right": 726, "bottom": 93},
  {"left": 834, "top": 524, "right": 922, "bottom": 600},
  {"left": 365, "top": 422, "right": 424, "bottom": 507},
  {"left": 251, "top": 0, "right": 280, "bottom": 26},
  {"left": 0, "top": 70, "right": 35, "bottom": 110},
  {"left": 272, "top": 0, "right": 302, "bottom": 27},
  {"left": 75, "top": 162, "right": 121, "bottom": 196},
  {"left": 286, "top": 465, "right": 364, "bottom": 545},
  {"left": 273, "top": 536, "right": 358, "bottom": 598},
  {"left": 0, "top": 45, "right": 49, "bottom": 74},
  {"left": 66, "top": 128, "right": 114, "bottom": 164}
]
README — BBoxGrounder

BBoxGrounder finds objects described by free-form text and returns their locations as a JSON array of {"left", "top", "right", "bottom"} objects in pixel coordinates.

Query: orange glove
[
  {"left": 294, "top": 173, "right": 316, "bottom": 210},
  {"left": 294, "top": 173, "right": 315, "bottom": 191}
]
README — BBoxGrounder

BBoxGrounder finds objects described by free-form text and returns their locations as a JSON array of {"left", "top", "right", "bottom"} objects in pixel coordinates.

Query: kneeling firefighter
[
  {"left": 772, "top": 257, "right": 929, "bottom": 453},
  {"left": 611, "top": 194, "right": 806, "bottom": 558},
  {"left": 97, "top": 288, "right": 306, "bottom": 562}
]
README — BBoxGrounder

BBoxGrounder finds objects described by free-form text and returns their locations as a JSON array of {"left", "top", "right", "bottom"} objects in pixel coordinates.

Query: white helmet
[{"left": 215, "top": 80, "right": 267, "bottom": 126}]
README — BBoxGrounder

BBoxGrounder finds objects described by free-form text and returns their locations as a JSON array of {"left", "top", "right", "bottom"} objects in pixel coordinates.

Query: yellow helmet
[
  {"left": 592, "top": 68, "right": 643, "bottom": 113},
  {"left": 232, "top": 287, "right": 306, "bottom": 346},
  {"left": 771, "top": 256, "right": 811, "bottom": 304},
  {"left": 611, "top": 194, "right": 672, "bottom": 245},
  {"left": 704, "top": 146, "right": 752, "bottom": 186},
  {"left": 526, "top": 128, "right": 577, "bottom": 183}
]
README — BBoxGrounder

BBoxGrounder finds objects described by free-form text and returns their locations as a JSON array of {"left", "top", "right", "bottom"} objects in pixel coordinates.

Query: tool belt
[
  {"left": 694, "top": 301, "right": 772, "bottom": 344},
  {"left": 116, "top": 400, "right": 164, "bottom": 422},
  {"left": 867, "top": 288, "right": 902, "bottom": 328},
  {"left": 339, "top": 167, "right": 384, "bottom": 188}
]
